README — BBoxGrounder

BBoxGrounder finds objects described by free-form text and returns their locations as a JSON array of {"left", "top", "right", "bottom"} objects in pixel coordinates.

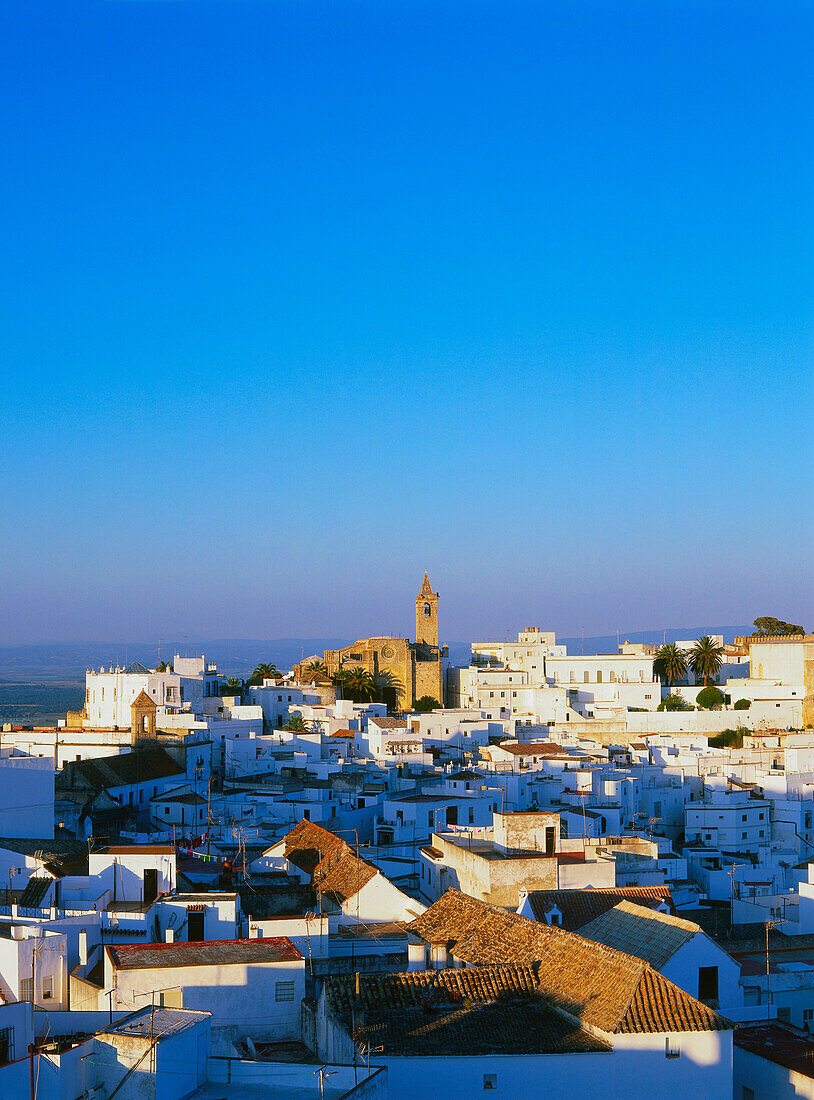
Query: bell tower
[{"left": 415, "top": 572, "right": 439, "bottom": 648}]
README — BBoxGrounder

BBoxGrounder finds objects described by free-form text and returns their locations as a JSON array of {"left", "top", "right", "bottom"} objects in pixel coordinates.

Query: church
[{"left": 296, "top": 574, "right": 447, "bottom": 712}]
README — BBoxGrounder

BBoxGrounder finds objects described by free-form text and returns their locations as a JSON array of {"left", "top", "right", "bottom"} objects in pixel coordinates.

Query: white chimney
[
  {"left": 79, "top": 930, "right": 88, "bottom": 966},
  {"left": 407, "top": 940, "right": 425, "bottom": 972}
]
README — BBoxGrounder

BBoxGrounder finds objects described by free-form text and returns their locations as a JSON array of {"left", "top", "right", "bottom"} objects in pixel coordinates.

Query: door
[
  {"left": 446, "top": 805, "right": 458, "bottom": 826},
  {"left": 187, "top": 909, "right": 205, "bottom": 942},
  {"left": 143, "top": 868, "right": 158, "bottom": 906}
]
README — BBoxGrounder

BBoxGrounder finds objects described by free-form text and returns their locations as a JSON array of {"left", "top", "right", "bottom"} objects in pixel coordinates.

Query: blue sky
[{"left": 1, "top": 0, "right": 811, "bottom": 644}]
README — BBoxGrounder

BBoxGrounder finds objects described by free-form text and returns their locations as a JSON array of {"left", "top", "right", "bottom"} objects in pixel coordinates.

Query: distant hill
[
  {"left": 0, "top": 625, "right": 755, "bottom": 683},
  {"left": 558, "top": 625, "right": 755, "bottom": 656}
]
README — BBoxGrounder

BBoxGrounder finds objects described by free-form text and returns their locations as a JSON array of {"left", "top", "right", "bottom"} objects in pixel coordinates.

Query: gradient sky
[{"left": 1, "top": 0, "right": 811, "bottom": 645}]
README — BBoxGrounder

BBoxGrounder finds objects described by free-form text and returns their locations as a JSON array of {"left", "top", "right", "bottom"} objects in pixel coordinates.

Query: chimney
[
  {"left": 79, "top": 930, "right": 88, "bottom": 966},
  {"left": 165, "top": 927, "right": 174, "bottom": 943},
  {"left": 407, "top": 940, "right": 425, "bottom": 972}
]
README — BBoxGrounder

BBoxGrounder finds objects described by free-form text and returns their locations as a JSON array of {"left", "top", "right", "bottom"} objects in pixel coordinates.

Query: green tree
[
  {"left": 733, "top": 698, "right": 751, "bottom": 710},
  {"left": 696, "top": 685, "right": 726, "bottom": 710},
  {"left": 657, "top": 692, "right": 692, "bottom": 712},
  {"left": 283, "top": 712, "right": 308, "bottom": 732},
  {"left": 753, "top": 616, "right": 805, "bottom": 636},
  {"left": 343, "top": 667, "right": 378, "bottom": 703},
  {"left": 653, "top": 643, "right": 688, "bottom": 689},
  {"left": 688, "top": 636, "right": 724, "bottom": 687},
  {"left": 305, "top": 661, "right": 329, "bottom": 675},
  {"left": 222, "top": 677, "right": 244, "bottom": 697},
  {"left": 414, "top": 696, "right": 440, "bottom": 712},
  {"left": 248, "top": 663, "right": 280, "bottom": 685}
]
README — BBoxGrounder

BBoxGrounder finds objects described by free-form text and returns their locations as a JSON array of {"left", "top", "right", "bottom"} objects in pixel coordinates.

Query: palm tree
[
  {"left": 283, "top": 713, "right": 308, "bottom": 732},
  {"left": 249, "top": 662, "right": 280, "bottom": 685},
  {"left": 653, "top": 644, "right": 688, "bottom": 689},
  {"left": 688, "top": 636, "right": 724, "bottom": 687},
  {"left": 305, "top": 661, "right": 329, "bottom": 676},
  {"left": 223, "top": 677, "right": 244, "bottom": 697},
  {"left": 343, "top": 667, "right": 378, "bottom": 703}
]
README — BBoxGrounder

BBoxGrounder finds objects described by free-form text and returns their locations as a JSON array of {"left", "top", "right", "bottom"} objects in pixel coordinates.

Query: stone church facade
[{"left": 297, "top": 574, "right": 447, "bottom": 712}]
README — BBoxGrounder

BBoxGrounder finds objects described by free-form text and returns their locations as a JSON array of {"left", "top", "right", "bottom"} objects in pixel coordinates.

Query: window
[
  {"left": 20, "top": 978, "right": 33, "bottom": 1001},
  {"left": 275, "top": 981, "right": 295, "bottom": 1002},
  {"left": 742, "top": 814, "right": 747, "bottom": 822},
  {"left": 483, "top": 1074, "right": 497, "bottom": 1090},
  {"left": 778, "top": 1007, "right": 791, "bottom": 1022},
  {"left": 0, "top": 1026, "right": 14, "bottom": 1066},
  {"left": 742, "top": 832, "right": 747, "bottom": 840},
  {"left": 428, "top": 811, "right": 434, "bottom": 827},
  {"left": 645, "top": 694, "right": 652, "bottom": 700},
  {"left": 596, "top": 671, "right": 602, "bottom": 684},
  {"left": 803, "top": 1008, "right": 814, "bottom": 1026},
  {"left": 42, "top": 977, "right": 53, "bottom": 1000},
  {"left": 468, "top": 808, "right": 474, "bottom": 824},
  {"left": 665, "top": 1037, "right": 680, "bottom": 1058},
  {"left": 584, "top": 672, "right": 589, "bottom": 683},
  {"left": 698, "top": 966, "right": 718, "bottom": 1003},
  {"left": 165, "top": 807, "right": 170, "bottom": 815}
]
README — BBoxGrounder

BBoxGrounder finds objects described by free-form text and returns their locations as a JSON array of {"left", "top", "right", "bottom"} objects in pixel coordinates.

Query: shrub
[
  {"left": 733, "top": 698, "right": 751, "bottom": 710},
  {"left": 696, "top": 686, "right": 726, "bottom": 710},
  {"left": 414, "top": 696, "right": 440, "bottom": 712},
  {"left": 708, "top": 728, "right": 744, "bottom": 749},
  {"left": 657, "top": 692, "right": 692, "bottom": 712}
]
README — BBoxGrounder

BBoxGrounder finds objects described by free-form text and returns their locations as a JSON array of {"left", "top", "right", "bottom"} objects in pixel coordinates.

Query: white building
[
  {"left": 0, "top": 925, "right": 68, "bottom": 1009},
  {"left": 685, "top": 789, "right": 772, "bottom": 855},
  {"left": 84, "top": 655, "right": 223, "bottom": 729}
]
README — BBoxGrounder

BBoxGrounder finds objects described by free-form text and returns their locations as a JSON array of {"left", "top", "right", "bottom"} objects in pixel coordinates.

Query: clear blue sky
[{"left": 1, "top": 0, "right": 811, "bottom": 644}]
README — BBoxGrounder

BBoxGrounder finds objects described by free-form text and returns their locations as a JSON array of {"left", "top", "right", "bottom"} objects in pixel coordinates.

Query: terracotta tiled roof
[
  {"left": 617, "top": 966, "right": 726, "bottom": 1033},
  {"left": 282, "top": 819, "right": 378, "bottom": 905},
  {"left": 313, "top": 846, "right": 377, "bottom": 906},
  {"left": 495, "top": 742, "right": 565, "bottom": 756},
  {"left": 108, "top": 937, "right": 302, "bottom": 970},
  {"left": 325, "top": 967, "right": 611, "bottom": 1056},
  {"left": 524, "top": 887, "right": 675, "bottom": 929},
  {"left": 408, "top": 889, "right": 558, "bottom": 963},
  {"left": 407, "top": 890, "right": 731, "bottom": 1035},
  {"left": 370, "top": 717, "right": 409, "bottom": 730},
  {"left": 284, "top": 819, "right": 345, "bottom": 875},
  {"left": 579, "top": 901, "right": 700, "bottom": 970}
]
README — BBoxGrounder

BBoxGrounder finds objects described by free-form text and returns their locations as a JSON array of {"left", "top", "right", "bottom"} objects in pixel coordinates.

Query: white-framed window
[
  {"left": 20, "top": 977, "right": 33, "bottom": 1001},
  {"left": 42, "top": 977, "right": 53, "bottom": 1000}
]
